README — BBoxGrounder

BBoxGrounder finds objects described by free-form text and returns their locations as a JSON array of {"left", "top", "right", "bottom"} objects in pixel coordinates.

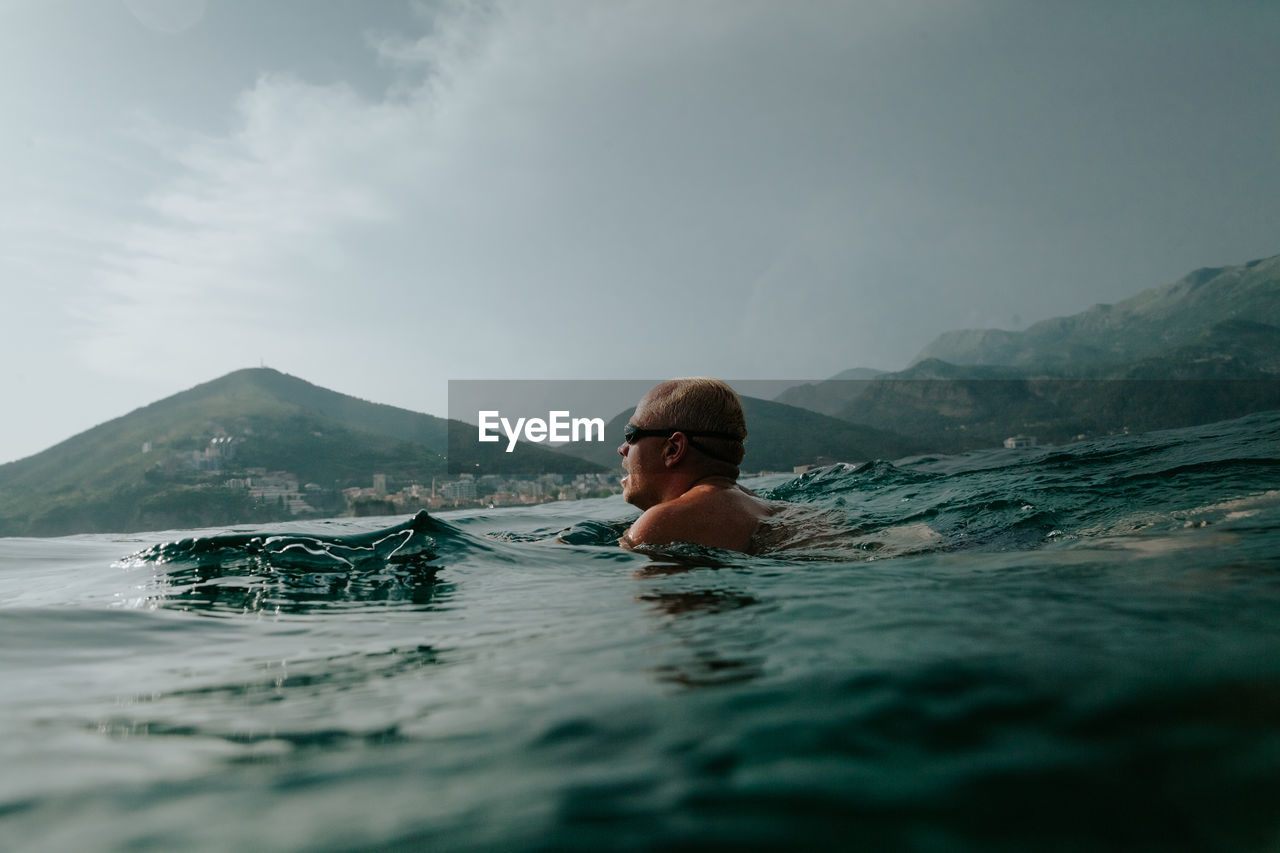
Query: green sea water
[{"left": 2, "top": 410, "right": 1279, "bottom": 850}]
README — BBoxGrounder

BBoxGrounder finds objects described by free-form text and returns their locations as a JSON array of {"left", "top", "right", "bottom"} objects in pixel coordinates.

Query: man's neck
[{"left": 679, "top": 473, "right": 738, "bottom": 495}]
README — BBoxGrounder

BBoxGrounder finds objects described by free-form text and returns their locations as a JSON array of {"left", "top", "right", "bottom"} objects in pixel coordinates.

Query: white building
[{"left": 441, "top": 479, "right": 477, "bottom": 500}]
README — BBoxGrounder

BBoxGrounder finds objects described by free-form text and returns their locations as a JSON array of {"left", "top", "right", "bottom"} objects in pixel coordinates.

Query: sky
[{"left": 2, "top": 0, "right": 1278, "bottom": 464}]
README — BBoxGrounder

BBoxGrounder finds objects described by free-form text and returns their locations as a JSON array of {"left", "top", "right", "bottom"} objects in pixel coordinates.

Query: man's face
[{"left": 618, "top": 394, "right": 667, "bottom": 509}]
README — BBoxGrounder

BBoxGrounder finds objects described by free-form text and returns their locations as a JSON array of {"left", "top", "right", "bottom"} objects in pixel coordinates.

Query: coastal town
[
  {"left": 166, "top": 434, "right": 622, "bottom": 518},
  {"left": 341, "top": 471, "right": 623, "bottom": 515},
  {"left": 153, "top": 421, "right": 1053, "bottom": 522}
]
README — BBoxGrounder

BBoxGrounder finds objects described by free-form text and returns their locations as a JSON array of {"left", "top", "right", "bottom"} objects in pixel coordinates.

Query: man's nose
[{"left": 617, "top": 441, "right": 629, "bottom": 458}]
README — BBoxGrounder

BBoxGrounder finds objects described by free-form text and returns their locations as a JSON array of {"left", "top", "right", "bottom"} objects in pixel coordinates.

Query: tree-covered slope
[
  {"left": 0, "top": 368, "right": 601, "bottom": 536},
  {"left": 775, "top": 252, "right": 1280, "bottom": 451},
  {"left": 913, "top": 253, "right": 1280, "bottom": 371}
]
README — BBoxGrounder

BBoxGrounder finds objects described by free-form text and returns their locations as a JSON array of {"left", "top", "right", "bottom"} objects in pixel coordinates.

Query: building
[{"left": 441, "top": 477, "right": 477, "bottom": 501}]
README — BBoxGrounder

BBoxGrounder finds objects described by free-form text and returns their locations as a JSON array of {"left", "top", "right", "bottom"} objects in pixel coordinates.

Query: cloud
[
  {"left": 123, "top": 0, "right": 207, "bottom": 35},
  {"left": 77, "top": 72, "right": 420, "bottom": 376},
  {"left": 73, "top": 0, "right": 1280, "bottom": 415},
  {"left": 5, "top": 0, "right": 1278, "bottom": 467},
  {"left": 84, "top": 0, "right": 963, "bottom": 392}
]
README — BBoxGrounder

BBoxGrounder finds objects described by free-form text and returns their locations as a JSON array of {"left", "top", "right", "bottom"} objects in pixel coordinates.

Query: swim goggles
[{"left": 623, "top": 424, "right": 743, "bottom": 444}]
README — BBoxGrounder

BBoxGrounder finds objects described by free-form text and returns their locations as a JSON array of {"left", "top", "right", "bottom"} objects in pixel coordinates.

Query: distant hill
[
  {"left": 824, "top": 363, "right": 1279, "bottom": 452},
  {"left": 774, "top": 367, "right": 887, "bottom": 417},
  {"left": 557, "top": 395, "right": 925, "bottom": 473},
  {"left": 204, "top": 367, "right": 453, "bottom": 452},
  {"left": 1113, "top": 319, "right": 1280, "bottom": 378},
  {"left": 770, "top": 253, "right": 1280, "bottom": 451},
  {"left": 913, "top": 253, "right": 1280, "bottom": 371},
  {"left": 10, "top": 248, "right": 1278, "bottom": 534},
  {"left": 0, "top": 369, "right": 601, "bottom": 537}
]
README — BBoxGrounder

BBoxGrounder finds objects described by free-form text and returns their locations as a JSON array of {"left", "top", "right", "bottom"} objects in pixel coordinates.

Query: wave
[
  {"left": 135, "top": 510, "right": 458, "bottom": 571},
  {"left": 123, "top": 512, "right": 469, "bottom": 614},
  {"left": 123, "top": 409, "right": 1280, "bottom": 609}
]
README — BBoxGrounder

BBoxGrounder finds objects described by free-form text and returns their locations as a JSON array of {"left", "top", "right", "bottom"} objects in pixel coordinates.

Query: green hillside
[
  {"left": 774, "top": 252, "right": 1280, "bottom": 451},
  {"left": 0, "top": 368, "right": 601, "bottom": 536},
  {"left": 773, "top": 367, "right": 887, "bottom": 417},
  {"left": 825, "top": 363, "right": 1279, "bottom": 452},
  {"left": 913, "top": 253, "right": 1280, "bottom": 370},
  {"left": 203, "top": 367, "right": 453, "bottom": 451}
]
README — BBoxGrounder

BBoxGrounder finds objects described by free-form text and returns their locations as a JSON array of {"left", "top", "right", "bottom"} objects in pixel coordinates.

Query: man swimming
[{"left": 618, "top": 378, "right": 774, "bottom": 554}]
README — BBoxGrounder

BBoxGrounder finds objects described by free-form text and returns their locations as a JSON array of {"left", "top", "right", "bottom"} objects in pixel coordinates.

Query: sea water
[{"left": 2, "top": 411, "right": 1279, "bottom": 851}]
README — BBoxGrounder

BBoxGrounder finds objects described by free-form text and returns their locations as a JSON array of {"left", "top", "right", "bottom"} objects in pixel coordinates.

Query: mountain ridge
[
  {"left": 912, "top": 253, "right": 1280, "bottom": 370},
  {"left": 0, "top": 368, "right": 601, "bottom": 536},
  {"left": 8, "top": 251, "right": 1278, "bottom": 535},
  {"left": 773, "top": 251, "right": 1280, "bottom": 450}
]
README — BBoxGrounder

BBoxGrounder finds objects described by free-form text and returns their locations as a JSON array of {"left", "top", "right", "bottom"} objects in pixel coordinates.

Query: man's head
[{"left": 619, "top": 378, "right": 748, "bottom": 508}]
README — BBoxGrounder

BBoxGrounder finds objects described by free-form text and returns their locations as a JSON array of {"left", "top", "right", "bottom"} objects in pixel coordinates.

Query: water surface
[{"left": 3, "top": 411, "right": 1280, "bottom": 850}]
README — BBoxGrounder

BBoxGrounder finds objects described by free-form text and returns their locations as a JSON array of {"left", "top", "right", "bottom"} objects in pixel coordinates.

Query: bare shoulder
[
  {"left": 626, "top": 487, "right": 772, "bottom": 553},
  {"left": 626, "top": 502, "right": 695, "bottom": 548}
]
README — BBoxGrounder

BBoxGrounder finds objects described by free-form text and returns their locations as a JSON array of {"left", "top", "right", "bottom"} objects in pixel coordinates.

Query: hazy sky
[{"left": 2, "top": 0, "right": 1278, "bottom": 463}]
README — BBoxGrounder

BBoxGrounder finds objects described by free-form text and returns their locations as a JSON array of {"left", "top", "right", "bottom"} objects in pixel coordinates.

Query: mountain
[
  {"left": 912, "top": 253, "right": 1280, "bottom": 371},
  {"left": 200, "top": 366, "right": 453, "bottom": 451},
  {"left": 773, "top": 367, "right": 888, "bottom": 417},
  {"left": 1113, "top": 319, "right": 1280, "bottom": 378},
  {"left": 0, "top": 369, "right": 602, "bottom": 537},
  {"left": 556, "top": 395, "right": 925, "bottom": 473},
  {"left": 820, "top": 362, "right": 1278, "bottom": 452},
  {"left": 768, "top": 253, "right": 1280, "bottom": 451}
]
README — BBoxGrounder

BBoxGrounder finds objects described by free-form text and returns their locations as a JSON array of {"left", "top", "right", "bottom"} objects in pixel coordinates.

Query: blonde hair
[{"left": 642, "top": 377, "right": 747, "bottom": 467}]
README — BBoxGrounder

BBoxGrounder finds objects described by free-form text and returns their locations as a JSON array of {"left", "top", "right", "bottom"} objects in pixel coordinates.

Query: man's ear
[{"left": 663, "top": 433, "right": 689, "bottom": 467}]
